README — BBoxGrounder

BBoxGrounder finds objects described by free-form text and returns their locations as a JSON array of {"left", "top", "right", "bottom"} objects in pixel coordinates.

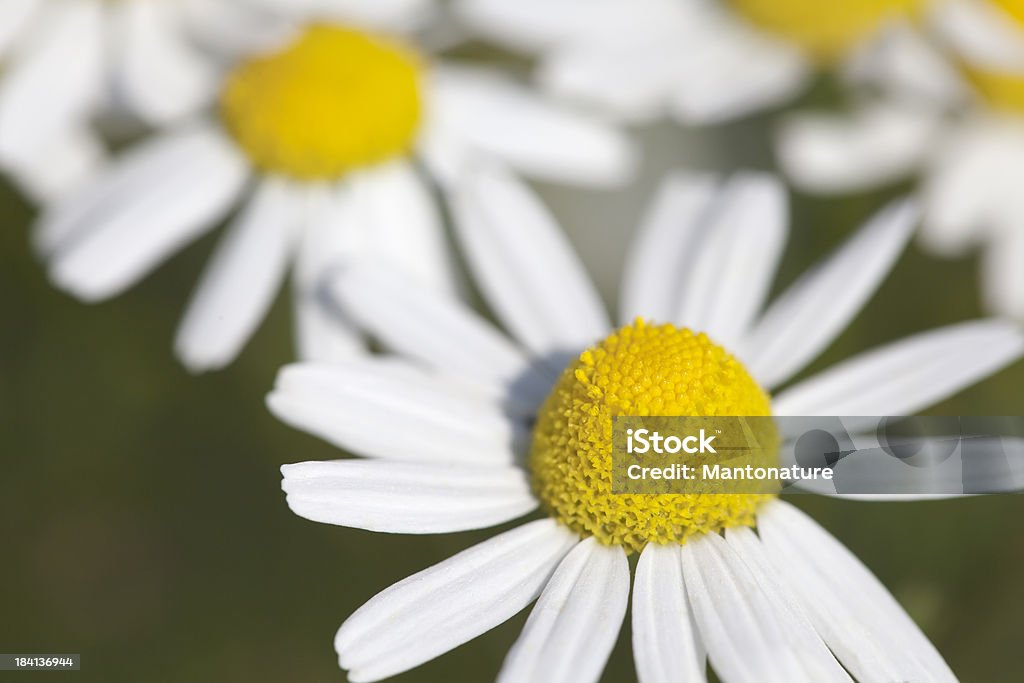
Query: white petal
[
  {"left": 618, "top": 172, "right": 719, "bottom": 325},
  {"left": 44, "top": 124, "right": 249, "bottom": 301},
  {"left": 111, "top": 0, "right": 217, "bottom": 124},
  {"left": 450, "top": 162, "right": 609, "bottom": 362},
  {"left": 671, "top": 29, "right": 809, "bottom": 125},
  {"left": 0, "top": 0, "right": 41, "bottom": 59},
  {"left": 680, "top": 532, "right": 849, "bottom": 682},
  {"left": 1, "top": 125, "right": 106, "bottom": 204},
  {"left": 267, "top": 361, "right": 520, "bottom": 464},
  {"left": 777, "top": 103, "right": 942, "bottom": 194},
  {"left": 538, "top": 40, "right": 690, "bottom": 124},
  {"left": 329, "top": 263, "right": 555, "bottom": 410},
  {"left": 336, "top": 519, "right": 578, "bottom": 683},
  {"left": 291, "top": 185, "right": 365, "bottom": 364},
  {"left": 843, "top": 21, "right": 967, "bottom": 106},
  {"left": 174, "top": 178, "right": 301, "bottom": 373},
  {"left": 429, "top": 65, "right": 636, "bottom": 187},
  {"left": 179, "top": 0, "right": 297, "bottom": 57},
  {"left": 498, "top": 537, "right": 629, "bottom": 683},
  {"left": 931, "top": 0, "right": 1024, "bottom": 72},
  {"left": 675, "top": 173, "right": 788, "bottom": 350},
  {"left": 741, "top": 200, "right": 917, "bottom": 389},
  {"left": 632, "top": 544, "right": 705, "bottom": 683},
  {"left": 982, "top": 223, "right": 1024, "bottom": 319},
  {"left": 281, "top": 459, "right": 536, "bottom": 533},
  {"left": 758, "top": 500, "right": 957, "bottom": 682},
  {"left": 0, "top": 0, "right": 104, "bottom": 166},
  {"left": 773, "top": 319, "right": 1024, "bottom": 416},
  {"left": 452, "top": 0, "right": 652, "bottom": 56},
  {"left": 344, "top": 161, "right": 457, "bottom": 295},
  {"left": 921, "top": 118, "right": 1024, "bottom": 256},
  {"left": 284, "top": 0, "right": 433, "bottom": 32}
]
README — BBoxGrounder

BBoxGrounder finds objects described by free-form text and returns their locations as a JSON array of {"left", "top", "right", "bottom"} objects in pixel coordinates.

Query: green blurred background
[{"left": 2, "top": 109, "right": 1023, "bottom": 682}]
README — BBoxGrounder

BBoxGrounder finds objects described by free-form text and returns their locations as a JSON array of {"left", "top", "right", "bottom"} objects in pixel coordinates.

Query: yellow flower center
[
  {"left": 729, "top": 0, "right": 923, "bottom": 61},
  {"left": 961, "top": 1, "right": 1024, "bottom": 113},
  {"left": 530, "top": 320, "right": 776, "bottom": 554},
  {"left": 219, "top": 25, "right": 423, "bottom": 181}
]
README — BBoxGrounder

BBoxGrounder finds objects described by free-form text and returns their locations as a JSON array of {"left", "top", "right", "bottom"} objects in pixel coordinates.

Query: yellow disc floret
[
  {"left": 729, "top": 0, "right": 923, "bottom": 61},
  {"left": 530, "top": 320, "right": 776, "bottom": 554},
  {"left": 220, "top": 25, "right": 422, "bottom": 180}
]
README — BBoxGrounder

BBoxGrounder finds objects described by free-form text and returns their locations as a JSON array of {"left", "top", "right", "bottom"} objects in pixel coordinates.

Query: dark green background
[{"left": 2, "top": 117, "right": 1023, "bottom": 682}]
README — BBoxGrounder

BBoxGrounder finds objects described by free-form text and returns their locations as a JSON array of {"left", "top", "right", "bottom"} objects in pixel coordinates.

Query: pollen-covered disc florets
[
  {"left": 729, "top": 0, "right": 923, "bottom": 60},
  {"left": 220, "top": 25, "right": 423, "bottom": 180},
  {"left": 530, "top": 320, "right": 776, "bottom": 554}
]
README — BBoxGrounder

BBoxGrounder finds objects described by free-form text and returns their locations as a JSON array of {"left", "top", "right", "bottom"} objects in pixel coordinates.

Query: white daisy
[
  {"left": 777, "top": 0, "right": 1024, "bottom": 319},
  {"left": 33, "top": 3, "right": 635, "bottom": 373},
  {"left": 0, "top": 0, "right": 235, "bottom": 202},
  {"left": 453, "top": 0, "right": 926, "bottom": 125},
  {"left": 271, "top": 167, "right": 1024, "bottom": 681}
]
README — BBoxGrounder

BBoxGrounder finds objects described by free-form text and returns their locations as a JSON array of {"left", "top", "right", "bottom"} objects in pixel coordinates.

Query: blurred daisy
[
  {"left": 454, "top": 0, "right": 925, "bottom": 124},
  {"left": 34, "top": 4, "right": 635, "bottom": 373},
  {"left": 0, "top": 0, "right": 229, "bottom": 202},
  {"left": 778, "top": 0, "right": 1024, "bottom": 319},
  {"left": 272, "top": 168, "right": 1023, "bottom": 681}
]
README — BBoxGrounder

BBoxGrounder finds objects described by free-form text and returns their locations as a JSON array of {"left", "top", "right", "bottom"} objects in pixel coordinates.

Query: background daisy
[
  {"left": 0, "top": 0, "right": 230, "bottom": 203},
  {"left": 454, "top": 0, "right": 924, "bottom": 125},
  {"left": 272, "top": 168, "right": 1023, "bottom": 681},
  {"left": 777, "top": 0, "right": 1024, "bottom": 320},
  {"left": 32, "top": 2, "right": 635, "bottom": 374}
]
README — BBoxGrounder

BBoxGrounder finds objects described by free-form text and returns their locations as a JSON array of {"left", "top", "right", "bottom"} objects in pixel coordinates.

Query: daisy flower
[
  {"left": 32, "top": 2, "right": 635, "bottom": 373},
  {"left": 271, "top": 167, "right": 1024, "bottom": 681},
  {"left": 0, "top": 0, "right": 232, "bottom": 202},
  {"left": 778, "top": 0, "right": 1024, "bottom": 319},
  {"left": 453, "top": 0, "right": 926, "bottom": 125}
]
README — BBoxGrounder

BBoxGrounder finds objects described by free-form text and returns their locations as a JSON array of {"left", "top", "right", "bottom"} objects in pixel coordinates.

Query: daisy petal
[
  {"left": 175, "top": 178, "right": 301, "bottom": 373},
  {"left": 777, "top": 104, "right": 941, "bottom": 194},
  {"left": 772, "top": 319, "right": 1024, "bottom": 416},
  {"left": 336, "top": 519, "right": 578, "bottom": 683},
  {"left": 680, "top": 532, "right": 849, "bottom": 682},
  {"left": 43, "top": 124, "right": 249, "bottom": 301},
  {"left": 619, "top": 172, "right": 719, "bottom": 325},
  {"left": 292, "top": 185, "right": 365, "bottom": 363},
  {"left": 453, "top": 0, "right": 628, "bottom": 52},
  {"left": 451, "top": 162, "right": 609, "bottom": 361},
  {"left": 741, "top": 200, "right": 916, "bottom": 389},
  {"left": 843, "top": 22, "right": 967, "bottom": 106},
  {"left": 281, "top": 460, "right": 535, "bottom": 533},
  {"left": 758, "top": 500, "right": 956, "bottom": 682},
  {"left": 921, "top": 119, "right": 1024, "bottom": 256},
  {"left": 3, "top": 125, "right": 105, "bottom": 204},
  {"left": 498, "top": 537, "right": 629, "bottom": 683},
  {"left": 982, "top": 217, "right": 1024, "bottom": 319},
  {"left": 113, "top": 0, "right": 217, "bottom": 124},
  {"left": 0, "top": 0, "right": 104, "bottom": 167},
  {"left": 675, "top": 173, "right": 788, "bottom": 350},
  {"left": 267, "top": 361, "right": 519, "bottom": 464},
  {"left": 346, "top": 161, "right": 457, "bottom": 295},
  {"left": 931, "top": 0, "right": 1024, "bottom": 72},
  {"left": 0, "top": 0, "right": 41, "bottom": 59},
  {"left": 430, "top": 66, "right": 636, "bottom": 187},
  {"left": 290, "top": 0, "right": 432, "bottom": 32},
  {"left": 330, "top": 263, "right": 555, "bottom": 408},
  {"left": 671, "top": 30, "right": 808, "bottom": 125},
  {"left": 633, "top": 544, "right": 705, "bottom": 683}
]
